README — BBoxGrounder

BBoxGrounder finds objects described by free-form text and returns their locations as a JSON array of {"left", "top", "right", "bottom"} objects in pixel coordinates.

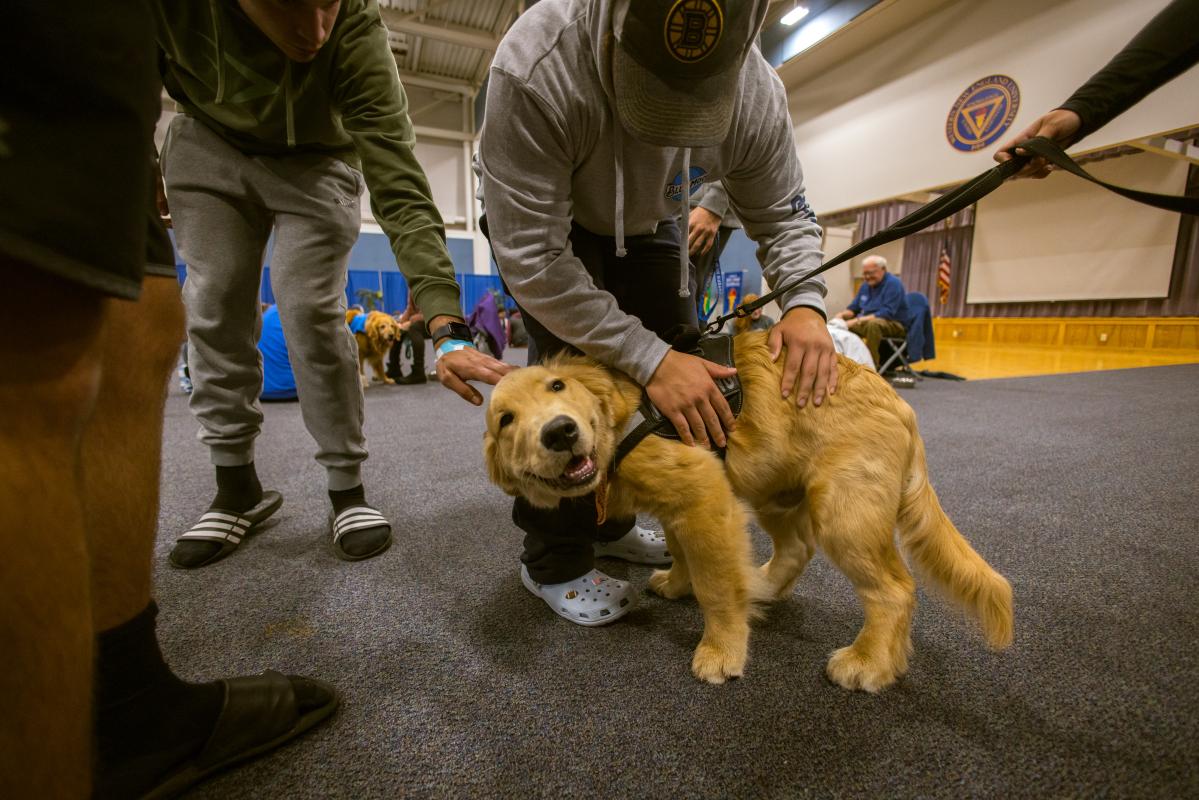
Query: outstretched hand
[
  {"left": 435, "top": 347, "right": 514, "bottom": 406},
  {"left": 768, "top": 306, "right": 837, "bottom": 409},
  {"left": 993, "top": 109, "right": 1082, "bottom": 179}
]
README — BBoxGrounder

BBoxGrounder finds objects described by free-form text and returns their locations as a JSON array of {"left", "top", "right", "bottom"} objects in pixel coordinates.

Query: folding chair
[
  {"left": 878, "top": 335, "right": 919, "bottom": 376},
  {"left": 878, "top": 291, "right": 933, "bottom": 388},
  {"left": 878, "top": 335, "right": 922, "bottom": 387}
]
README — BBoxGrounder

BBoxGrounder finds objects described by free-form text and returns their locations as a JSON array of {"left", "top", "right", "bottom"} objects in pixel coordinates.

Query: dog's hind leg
[
  {"left": 810, "top": 480, "right": 916, "bottom": 693},
  {"left": 647, "top": 529, "right": 692, "bottom": 600},
  {"left": 756, "top": 504, "right": 814, "bottom": 601}
]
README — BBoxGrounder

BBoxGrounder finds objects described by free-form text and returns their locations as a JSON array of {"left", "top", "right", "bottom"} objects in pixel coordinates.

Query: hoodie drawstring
[
  {"left": 677, "top": 147, "right": 692, "bottom": 298},
  {"left": 611, "top": 103, "right": 690, "bottom": 298},
  {"left": 210, "top": 0, "right": 225, "bottom": 103},
  {"left": 612, "top": 105, "right": 628, "bottom": 258}
]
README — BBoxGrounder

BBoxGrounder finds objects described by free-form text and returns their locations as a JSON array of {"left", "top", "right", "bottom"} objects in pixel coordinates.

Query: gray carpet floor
[{"left": 153, "top": 354, "right": 1199, "bottom": 799}]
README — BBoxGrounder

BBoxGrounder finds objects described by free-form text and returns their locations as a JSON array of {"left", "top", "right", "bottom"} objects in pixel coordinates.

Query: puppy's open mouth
[{"left": 532, "top": 452, "right": 599, "bottom": 490}]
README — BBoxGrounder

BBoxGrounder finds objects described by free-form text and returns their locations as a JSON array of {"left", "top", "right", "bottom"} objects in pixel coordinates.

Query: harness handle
[{"left": 705, "top": 137, "right": 1199, "bottom": 334}]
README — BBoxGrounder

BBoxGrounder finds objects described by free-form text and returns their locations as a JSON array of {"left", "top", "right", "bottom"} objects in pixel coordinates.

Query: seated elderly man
[{"left": 834, "top": 255, "right": 909, "bottom": 368}]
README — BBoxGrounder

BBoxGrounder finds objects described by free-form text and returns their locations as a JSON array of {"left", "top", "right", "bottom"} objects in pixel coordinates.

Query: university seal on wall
[{"left": 946, "top": 75, "right": 1020, "bottom": 152}]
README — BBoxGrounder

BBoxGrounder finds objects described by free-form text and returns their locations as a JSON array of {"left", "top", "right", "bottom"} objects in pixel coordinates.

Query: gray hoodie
[
  {"left": 692, "top": 181, "right": 742, "bottom": 230},
  {"left": 478, "top": 0, "right": 825, "bottom": 385}
]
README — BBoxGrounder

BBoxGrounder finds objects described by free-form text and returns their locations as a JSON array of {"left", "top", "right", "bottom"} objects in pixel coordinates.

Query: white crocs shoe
[
  {"left": 520, "top": 566, "right": 635, "bottom": 626},
  {"left": 593, "top": 524, "right": 672, "bottom": 565}
]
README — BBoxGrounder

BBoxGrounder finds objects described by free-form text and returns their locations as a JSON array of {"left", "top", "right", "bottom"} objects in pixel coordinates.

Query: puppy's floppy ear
[{"left": 482, "top": 430, "right": 519, "bottom": 497}]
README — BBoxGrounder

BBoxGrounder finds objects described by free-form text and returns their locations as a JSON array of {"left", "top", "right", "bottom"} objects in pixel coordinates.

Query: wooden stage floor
[{"left": 909, "top": 342, "right": 1199, "bottom": 380}]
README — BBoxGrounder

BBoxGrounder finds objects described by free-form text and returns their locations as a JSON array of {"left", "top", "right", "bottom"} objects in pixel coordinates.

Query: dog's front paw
[
  {"left": 648, "top": 568, "right": 691, "bottom": 600},
  {"left": 383, "top": 376, "right": 396, "bottom": 385},
  {"left": 359, "top": 376, "right": 370, "bottom": 389},
  {"left": 825, "top": 646, "right": 899, "bottom": 693},
  {"left": 691, "top": 640, "right": 747, "bottom": 685}
]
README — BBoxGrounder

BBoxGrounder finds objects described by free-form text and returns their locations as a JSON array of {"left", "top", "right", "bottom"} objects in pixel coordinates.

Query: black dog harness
[
  {"left": 609, "top": 137, "right": 1198, "bottom": 475},
  {"left": 613, "top": 328, "right": 742, "bottom": 472}
]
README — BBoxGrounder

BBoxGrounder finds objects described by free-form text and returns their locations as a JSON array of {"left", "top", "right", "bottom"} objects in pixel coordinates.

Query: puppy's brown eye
[
  {"left": 550, "top": 379, "right": 565, "bottom": 392},
  {"left": 499, "top": 412, "right": 514, "bottom": 428}
]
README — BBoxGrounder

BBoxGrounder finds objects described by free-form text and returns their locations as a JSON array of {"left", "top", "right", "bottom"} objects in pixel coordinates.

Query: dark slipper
[
  {"left": 169, "top": 491, "right": 283, "bottom": 569},
  {"left": 330, "top": 505, "right": 392, "bottom": 561},
  {"left": 141, "top": 670, "right": 337, "bottom": 800}
]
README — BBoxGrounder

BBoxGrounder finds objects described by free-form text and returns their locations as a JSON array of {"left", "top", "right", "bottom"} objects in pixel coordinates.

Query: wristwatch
[{"left": 427, "top": 320, "right": 473, "bottom": 343}]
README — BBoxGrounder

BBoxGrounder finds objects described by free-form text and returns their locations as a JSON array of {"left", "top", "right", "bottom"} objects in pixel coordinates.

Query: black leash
[
  {"left": 705, "top": 136, "right": 1199, "bottom": 335},
  {"left": 611, "top": 138, "right": 1198, "bottom": 473}
]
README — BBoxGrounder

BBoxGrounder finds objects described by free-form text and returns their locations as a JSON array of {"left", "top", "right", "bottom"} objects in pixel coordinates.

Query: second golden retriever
[
  {"left": 483, "top": 332, "right": 1013, "bottom": 690},
  {"left": 346, "top": 309, "right": 399, "bottom": 388}
]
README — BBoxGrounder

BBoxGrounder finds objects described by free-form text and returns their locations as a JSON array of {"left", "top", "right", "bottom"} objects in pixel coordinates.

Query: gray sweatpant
[{"left": 162, "top": 115, "right": 367, "bottom": 491}]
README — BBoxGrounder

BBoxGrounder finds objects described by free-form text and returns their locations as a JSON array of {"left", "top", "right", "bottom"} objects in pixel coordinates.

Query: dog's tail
[{"left": 896, "top": 414, "right": 1013, "bottom": 650}]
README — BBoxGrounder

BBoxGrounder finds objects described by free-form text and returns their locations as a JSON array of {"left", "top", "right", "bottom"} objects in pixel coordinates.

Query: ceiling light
[{"left": 780, "top": 5, "right": 810, "bottom": 26}]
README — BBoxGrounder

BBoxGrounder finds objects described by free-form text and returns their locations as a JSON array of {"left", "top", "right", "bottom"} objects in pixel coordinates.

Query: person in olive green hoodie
[{"left": 156, "top": 0, "right": 512, "bottom": 568}]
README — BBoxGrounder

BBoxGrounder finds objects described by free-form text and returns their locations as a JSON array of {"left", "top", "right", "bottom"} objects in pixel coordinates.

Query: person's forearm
[
  {"left": 427, "top": 314, "right": 467, "bottom": 345},
  {"left": 1059, "top": 0, "right": 1199, "bottom": 140}
]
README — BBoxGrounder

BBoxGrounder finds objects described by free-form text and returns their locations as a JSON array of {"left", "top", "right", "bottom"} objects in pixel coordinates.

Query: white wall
[
  {"left": 969, "top": 152, "right": 1188, "bottom": 302},
  {"left": 412, "top": 139, "right": 467, "bottom": 227},
  {"left": 789, "top": 0, "right": 1199, "bottom": 213}
]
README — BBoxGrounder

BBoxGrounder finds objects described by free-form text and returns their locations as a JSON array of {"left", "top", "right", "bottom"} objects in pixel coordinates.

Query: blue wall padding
[
  {"left": 345, "top": 271, "right": 382, "bottom": 310},
  {"left": 718, "top": 229, "right": 763, "bottom": 297},
  {"left": 382, "top": 272, "right": 409, "bottom": 313},
  {"left": 177, "top": 227, "right": 765, "bottom": 315}
]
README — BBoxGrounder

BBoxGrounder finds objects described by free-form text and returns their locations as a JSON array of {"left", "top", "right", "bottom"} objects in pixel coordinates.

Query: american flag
[{"left": 936, "top": 244, "right": 952, "bottom": 306}]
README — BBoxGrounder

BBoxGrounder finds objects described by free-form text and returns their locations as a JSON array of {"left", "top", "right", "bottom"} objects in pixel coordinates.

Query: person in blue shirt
[
  {"left": 834, "top": 255, "right": 909, "bottom": 367},
  {"left": 258, "top": 304, "right": 298, "bottom": 401}
]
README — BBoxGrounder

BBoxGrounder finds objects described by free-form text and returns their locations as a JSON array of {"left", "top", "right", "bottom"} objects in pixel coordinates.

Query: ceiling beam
[
  {"left": 414, "top": 124, "right": 474, "bottom": 142},
  {"left": 398, "top": 71, "right": 476, "bottom": 95},
  {"left": 379, "top": 7, "right": 501, "bottom": 53}
]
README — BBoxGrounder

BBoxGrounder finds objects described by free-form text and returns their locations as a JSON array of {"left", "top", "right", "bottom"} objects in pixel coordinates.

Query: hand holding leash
[
  {"left": 994, "top": 109, "right": 1081, "bottom": 179},
  {"left": 646, "top": 350, "right": 737, "bottom": 448},
  {"left": 770, "top": 307, "right": 837, "bottom": 409}
]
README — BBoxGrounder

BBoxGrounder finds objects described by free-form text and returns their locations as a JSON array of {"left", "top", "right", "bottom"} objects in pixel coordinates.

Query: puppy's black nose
[{"left": 540, "top": 415, "right": 578, "bottom": 452}]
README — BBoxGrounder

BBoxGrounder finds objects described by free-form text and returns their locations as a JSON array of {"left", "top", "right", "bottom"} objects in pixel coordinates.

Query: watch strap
[{"left": 428, "top": 321, "right": 473, "bottom": 342}]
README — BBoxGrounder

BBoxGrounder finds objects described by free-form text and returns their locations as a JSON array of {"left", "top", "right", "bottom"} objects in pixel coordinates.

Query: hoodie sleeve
[
  {"left": 478, "top": 68, "right": 671, "bottom": 385},
  {"left": 331, "top": 3, "right": 463, "bottom": 323},
  {"left": 695, "top": 180, "right": 730, "bottom": 220},
  {"left": 722, "top": 72, "right": 827, "bottom": 320}
]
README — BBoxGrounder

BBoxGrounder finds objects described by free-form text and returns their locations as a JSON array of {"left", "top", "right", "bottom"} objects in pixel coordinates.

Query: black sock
[
  {"left": 212, "top": 463, "right": 263, "bottom": 512},
  {"left": 170, "top": 464, "right": 265, "bottom": 568},
  {"left": 328, "top": 484, "right": 367, "bottom": 515},
  {"left": 328, "top": 485, "right": 391, "bottom": 559},
  {"left": 94, "top": 602, "right": 224, "bottom": 797}
]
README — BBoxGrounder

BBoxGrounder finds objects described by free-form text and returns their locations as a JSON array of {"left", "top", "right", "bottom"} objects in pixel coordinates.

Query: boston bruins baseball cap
[{"left": 612, "top": 0, "right": 768, "bottom": 147}]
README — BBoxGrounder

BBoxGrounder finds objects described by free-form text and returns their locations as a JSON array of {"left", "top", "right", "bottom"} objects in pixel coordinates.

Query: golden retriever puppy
[
  {"left": 483, "top": 332, "right": 1013, "bottom": 690},
  {"left": 346, "top": 309, "right": 399, "bottom": 388}
]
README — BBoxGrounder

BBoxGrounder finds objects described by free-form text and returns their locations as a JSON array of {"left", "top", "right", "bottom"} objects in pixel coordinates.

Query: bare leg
[
  {"left": 85, "top": 276, "right": 184, "bottom": 630},
  {"left": 0, "top": 265, "right": 107, "bottom": 798}
]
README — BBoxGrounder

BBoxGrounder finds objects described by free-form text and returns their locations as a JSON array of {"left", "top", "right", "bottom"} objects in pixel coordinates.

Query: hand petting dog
[
  {"left": 424, "top": 314, "right": 513, "bottom": 404},
  {"left": 436, "top": 347, "right": 513, "bottom": 405},
  {"left": 768, "top": 306, "right": 838, "bottom": 409}
]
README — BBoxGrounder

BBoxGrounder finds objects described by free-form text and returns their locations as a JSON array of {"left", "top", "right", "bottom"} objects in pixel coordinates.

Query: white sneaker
[
  {"left": 593, "top": 524, "right": 672, "bottom": 565},
  {"left": 520, "top": 566, "right": 635, "bottom": 626}
]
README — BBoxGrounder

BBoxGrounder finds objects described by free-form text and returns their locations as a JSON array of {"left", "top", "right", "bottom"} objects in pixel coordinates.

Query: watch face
[{"left": 432, "top": 321, "right": 473, "bottom": 341}]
